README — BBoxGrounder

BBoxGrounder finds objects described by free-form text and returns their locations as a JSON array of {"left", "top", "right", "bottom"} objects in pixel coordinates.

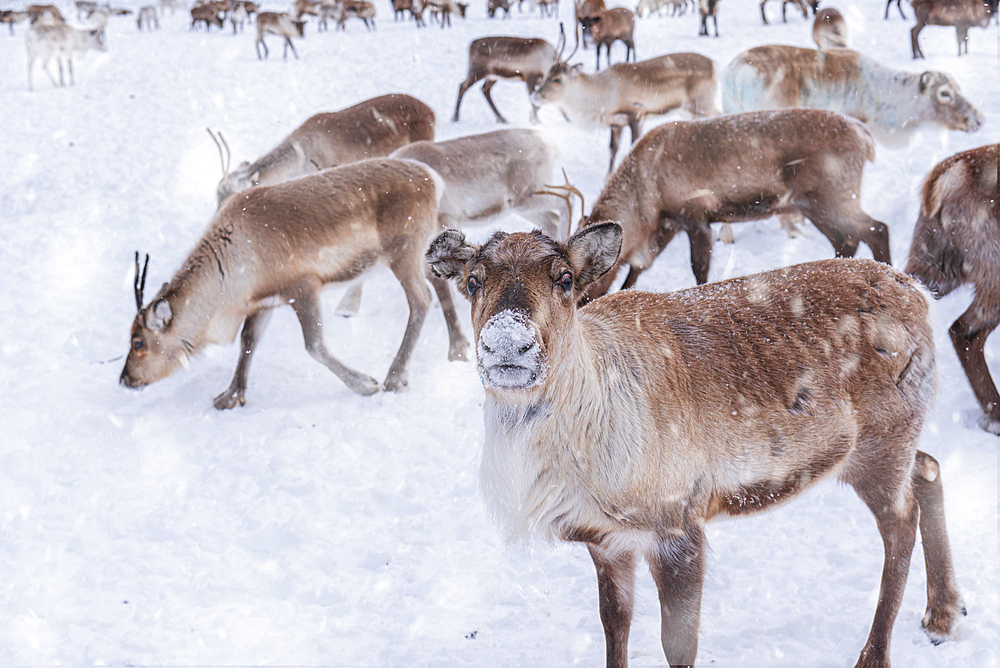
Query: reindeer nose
[{"left": 478, "top": 310, "right": 537, "bottom": 362}]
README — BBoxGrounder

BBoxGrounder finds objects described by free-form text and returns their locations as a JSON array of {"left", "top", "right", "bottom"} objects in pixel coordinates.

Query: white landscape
[{"left": 0, "top": 0, "right": 997, "bottom": 665}]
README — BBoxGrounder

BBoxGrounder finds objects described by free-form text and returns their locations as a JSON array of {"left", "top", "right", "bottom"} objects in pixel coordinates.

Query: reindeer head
[
  {"left": 918, "top": 71, "right": 984, "bottom": 134},
  {"left": 119, "top": 253, "right": 190, "bottom": 389},
  {"left": 426, "top": 223, "right": 621, "bottom": 392}
]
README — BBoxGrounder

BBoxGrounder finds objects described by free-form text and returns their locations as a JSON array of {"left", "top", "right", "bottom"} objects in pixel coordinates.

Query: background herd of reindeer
[{"left": 4, "top": 0, "right": 996, "bottom": 665}]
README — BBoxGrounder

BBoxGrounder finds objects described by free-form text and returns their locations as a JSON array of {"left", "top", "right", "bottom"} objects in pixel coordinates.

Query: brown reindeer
[
  {"left": 578, "top": 109, "right": 887, "bottom": 295},
  {"left": 906, "top": 144, "right": 1000, "bottom": 435},
  {"left": 452, "top": 34, "right": 562, "bottom": 124},
  {"left": 581, "top": 7, "right": 634, "bottom": 68},
  {"left": 575, "top": 0, "right": 605, "bottom": 46},
  {"left": 255, "top": 11, "right": 306, "bottom": 59},
  {"left": 813, "top": 6, "right": 847, "bottom": 48},
  {"left": 213, "top": 93, "right": 434, "bottom": 208},
  {"left": 531, "top": 51, "right": 718, "bottom": 173},
  {"left": 698, "top": 0, "right": 718, "bottom": 34},
  {"left": 121, "top": 159, "right": 469, "bottom": 409},
  {"left": 1, "top": 10, "right": 30, "bottom": 34},
  {"left": 911, "top": 0, "right": 990, "bottom": 57},
  {"left": 427, "top": 223, "right": 963, "bottom": 668},
  {"left": 190, "top": 3, "right": 225, "bottom": 29},
  {"left": 26, "top": 4, "right": 64, "bottom": 24}
]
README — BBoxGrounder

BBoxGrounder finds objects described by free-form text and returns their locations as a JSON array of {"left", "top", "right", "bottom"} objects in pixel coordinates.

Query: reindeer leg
[
  {"left": 912, "top": 451, "right": 966, "bottom": 642},
  {"left": 67, "top": 56, "right": 74, "bottom": 86},
  {"left": 587, "top": 543, "right": 637, "bottom": 668},
  {"left": 648, "top": 520, "right": 706, "bottom": 668},
  {"left": 453, "top": 75, "right": 477, "bottom": 122},
  {"left": 213, "top": 308, "right": 274, "bottom": 409},
  {"left": 950, "top": 306, "right": 1000, "bottom": 432},
  {"left": 481, "top": 78, "right": 508, "bottom": 124},
  {"left": 911, "top": 22, "right": 925, "bottom": 58},
  {"left": 608, "top": 125, "right": 624, "bottom": 174},
  {"left": 288, "top": 277, "right": 381, "bottom": 395},
  {"left": 383, "top": 250, "right": 431, "bottom": 391},
  {"left": 682, "top": 219, "right": 713, "bottom": 285},
  {"left": 429, "top": 272, "right": 470, "bottom": 361}
]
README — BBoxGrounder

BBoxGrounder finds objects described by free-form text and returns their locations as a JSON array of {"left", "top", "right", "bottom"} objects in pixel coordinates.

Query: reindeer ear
[
  {"left": 146, "top": 299, "right": 173, "bottom": 331},
  {"left": 426, "top": 230, "right": 478, "bottom": 281},
  {"left": 566, "top": 222, "right": 622, "bottom": 290},
  {"left": 249, "top": 171, "right": 260, "bottom": 186},
  {"left": 919, "top": 71, "right": 935, "bottom": 92}
]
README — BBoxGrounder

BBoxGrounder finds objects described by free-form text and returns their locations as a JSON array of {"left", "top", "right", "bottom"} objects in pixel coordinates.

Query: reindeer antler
[
  {"left": 555, "top": 22, "right": 567, "bottom": 61},
  {"left": 206, "top": 127, "right": 231, "bottom": 179},
  {"left": 133, "top": 251, "right": 150, "bottom": 312},
  {"left": 535, "top": 168, "right": 586, "bottom": 238}
]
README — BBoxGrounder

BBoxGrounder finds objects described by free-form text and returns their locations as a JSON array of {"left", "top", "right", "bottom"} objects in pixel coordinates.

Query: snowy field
[{"left": 0, "top": 0, "right": 997, "bottom": 664}]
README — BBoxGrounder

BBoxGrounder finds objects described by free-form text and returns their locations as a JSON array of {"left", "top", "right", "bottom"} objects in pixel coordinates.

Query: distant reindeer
[
  {"left": 426, "top": 222, "right": 964, "bottom": 668},
  {"left": 26, "top": 4, "right": 65, "bottom": 24},
  {"left": 531, "top": 52, "right": 718, "bottom": 173},
  {"left": 759, "top": 0, "right": 816, "bottom": 23},
  {"left": 584, "top": 7, "right": 635, "bottom": 68},
  {"left": 575, "top": 0, "right": 604, "bottom": 46},
  {"left": 911, "top": 0, "right": 990, "bottom": 58},
  {"left": 813, "top": 6, "right": 847, "bottom": 48},
  {"left": 452, "top": 34, "right": 562, "bottom": 124},
  {"left": 159, "top": 0, "right": 186, "bottom": 15},
  {"left": 422, "top": 0, "right": 466, "bottom": 26},
  {"left": 213, "top": 93, "right": 435, "bottom": 208},
  {"left": 255, "top": 11, "right": 305, "bottom": 59},
  {"left": 906, "top": 143, "right": 1000, "bottom": 435},
  {"left": 885, "top": 0, "right": 906, "bottom": 19},
  {"left": 488, "top": 0, "right": 514, "bottom": 17},
  {"left": 121, "top": 159, "right": 469, "bottom": 409},
  {"left": 137, "top": 5, "right": 159, "bottom": 30},
  {"left": 698, "top": 0, "right": 718, "bottom": 35},
  {"left": 26, "top": 23, "right": 106, "bottom": 91},
  {"left": 190, "top": 3, "right": 225, "bottom": 29},
  {"left": 0, "top": 10, "right": 30, "bottom": 34},
  {"left": 332, "top": 0, "right": 378, "bottom": 29}
]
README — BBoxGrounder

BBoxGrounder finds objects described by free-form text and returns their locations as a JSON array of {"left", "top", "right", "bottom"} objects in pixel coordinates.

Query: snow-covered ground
[{"left": 0, "top": 0, "right": 997, "bottom": 664}]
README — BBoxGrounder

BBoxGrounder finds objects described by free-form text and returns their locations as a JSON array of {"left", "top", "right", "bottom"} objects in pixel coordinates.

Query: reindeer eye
[
  {"left": 557, "top": 271, "right": 573, "bottom": 293},
  {"left": 132, "top": 338, "right": 145, "bottom": 352},
  {"left": 467, "top": 276, "right": 481, "bottom": 296}
]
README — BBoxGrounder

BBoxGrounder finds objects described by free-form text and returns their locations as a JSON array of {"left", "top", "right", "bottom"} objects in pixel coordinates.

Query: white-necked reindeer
[
  {"left": 121, "top": 158, "right": 469, "bottom": 409},
  {"left": 426, "top": 222, "right": 964, "bottom": 668},
  {"left": 255, "top": 11, "right": 305, "bottom": 59}
]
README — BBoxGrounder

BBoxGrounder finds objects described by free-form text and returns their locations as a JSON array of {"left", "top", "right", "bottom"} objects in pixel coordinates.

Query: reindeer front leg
[
  {"left": 288, "top": 277, "right": 381, "bottom": 395},
  {"left": 588, "top": 543, "right": 637, "bottom": 668},
  {"left": 648, "top": 521, "right": 706, "bottom": 668},
  {"left": 214, "top": 308, "right": 274, "bottom": 409}
]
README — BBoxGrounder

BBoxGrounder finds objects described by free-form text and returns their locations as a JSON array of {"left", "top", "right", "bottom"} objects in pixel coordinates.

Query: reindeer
[
  {"left": 488, "top": 0, "right": 514, "bottom": 17},
  {"left": 213, "top": 93, "right": 435, "bottom": 208},
  {"left": 137, "top": 5, "right": 159, "bottom": 30},
  {"left": 906, "top": 143, "right": 1000, "bottom": 435},
  {"left": 813, "top": 6, "right": 847, "bottom": 49},
  {"left": 426, "top": 222, "right": 964, "bottom": 668},
  {"left": 26, "top": 4, "right": 65, "bottom": 24},
  {"left": 581, "top": 7, "right": 635, "bottom": 68},
  {"left": 575, "top": 109, "right": 887, "bottom": 294},
  {"left": 331, "top": 0, "right": 378, "bottom": 29},
  {"left": 229, "top": 1, "right": 250, "bottom": 32},
  {"left": 121, "top": 159, "right": 469, "bottom": 409},
  {"left": 292, "top": 0, "right": 321, "bottom": 18},
  {"left": 531, "top": 52, "right": 718, "bottom": 173},
  {"left": 26, "top": 23, "right": 106, "bottom": 91},
  {"left": 422, "top": 0, "right": 465, "bottom": 26},
  {"left": 698, "top": 0, "right": 718, "bottom": 35},
  {"left": 575, "top": 0, "right": 604, "bottom": 46},
  {"left": 255, "top": 11, "right": 305, "bottom": 59},
  {"left": 159, "top": 0, "right": 186, "bottom": 15},
  {"left": 190, "top": 3, "right": 225, "bottom": 29},
  {"left": 0, "top": 10, "right": 30, "bottom": 34},
  {"left": 885, "top": 0, "right": 906, "bottom": 18},
  {"left": 759, "top": 0, "right": 816, "bottom": 23},
  {"left": 452, "top": 34, "right": 562, "bottom": 124},
  {"left": 911, "top": 0, "right": 990, "bottom": 58}
]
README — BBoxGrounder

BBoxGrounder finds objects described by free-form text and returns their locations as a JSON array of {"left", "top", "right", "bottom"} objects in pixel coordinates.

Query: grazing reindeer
[
  {"left": 581, "top": 7, "right": 635, "bottom": 68},
  {"left": 0, "top": 10, "right": 30, "bottom": 34},
  {"left": 121, "top": 159, "right": 469, "bottom": 409},
  {"left": 452, "top": 34, "right": 562, "bottom": 124},
  {"left": 531, "top": 52, "right": 718, "bottom": 173},
  {"left": 911, "top": 0, "right": 990, "bottom": 58},
  {"left": 26, "top": 23, "right": 106, "bottom": 91},
  {"left": 190, "top": 3, "right": 225, "bottom": 29},
  {"left": 255, "top": 11, "right": 305, "bottom": 59},
  {"left": 577, "top": 109, "right": 888, "bottom": 294},
  {"left": 391, "top": 129, "right": 571, "bottom": 239},
  {"left": 906, "top": 144, "right": 1000, "bottom": 435},
  {"left": 332, "top": 0, "right": 378, "bottom": 29},
  {"left": 137, "top": 5, "right": 159, "bottom": 30},
  {"left": 698, "top": 0, "right": 718, "bottom": 35},
  {"left": 813, "top": 6, "right": 847, "bottom": 49},
  {"left": 213, "top": 93, "right": 435, "bottom": 208},
  {"left": 426, "top": 223, "right": 964, "bottom": 668},
  {"left": 759, "top": 0, "right": 816, "bottom": 23}
]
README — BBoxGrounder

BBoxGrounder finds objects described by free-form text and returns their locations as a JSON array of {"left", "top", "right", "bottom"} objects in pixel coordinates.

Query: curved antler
[
  {"left": 133, "top": 251, "right": 150, "bottom": 312},
  {"left": 206, "top": 127, "right": 231, "bottom": 179},
  {"left": 555, "top": 22, "right": 567, "bottom": 61},
  {"left": 534, "top": 168, "right": 586, "bottom": 238}
]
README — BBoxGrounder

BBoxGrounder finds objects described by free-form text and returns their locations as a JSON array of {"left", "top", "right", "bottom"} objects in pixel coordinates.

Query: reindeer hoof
[
  {"left": 921, "top": 599, "right": 965, "bottom": 644},
  {"left": 213, "top": 389, "right": 246, "bottom": 410},
  {"left": 348, "top": 374, "right": 381, "bottom": 396},
  {"left": 982, "top": 415, "right": 1000, "bottom": 435}
]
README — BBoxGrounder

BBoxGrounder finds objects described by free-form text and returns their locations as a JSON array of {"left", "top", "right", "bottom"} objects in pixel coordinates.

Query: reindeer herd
[{"left": 6, "top": 0, "right": 995, "bottom": 664}]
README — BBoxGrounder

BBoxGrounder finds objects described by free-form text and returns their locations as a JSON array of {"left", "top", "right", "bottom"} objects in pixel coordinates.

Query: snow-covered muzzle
[{"left": 476, "top": 309, "right": 546, "bottom": 391}]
